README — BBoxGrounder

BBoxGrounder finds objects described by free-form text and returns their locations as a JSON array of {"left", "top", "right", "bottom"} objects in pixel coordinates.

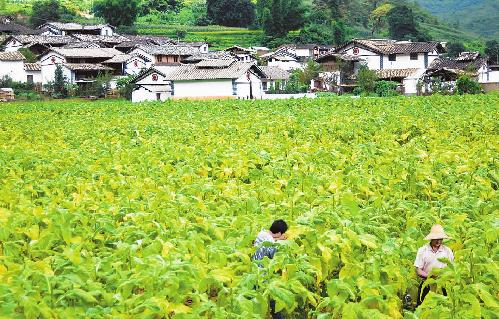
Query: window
[
  {"left": 410, "top": 53, "right": 418, "bottom": 60},
  {"left": 173, "top": 56, "right": 178, "bottom": 63},
  {"left": 388, "top": 54, "right": 396, "bottom": 61},
  {"left": 27, "top": 75, "right": 34, "bottom": 84},
  {"left": 262, "top": 82, "right": 268, "bottom": 91},
  {"left": 156, "top": 93, "right": 161, "bottom": 101}
]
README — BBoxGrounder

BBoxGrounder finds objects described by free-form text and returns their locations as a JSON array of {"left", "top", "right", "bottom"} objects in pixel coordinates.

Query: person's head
[
  {"left": 269, "top": 219, "right": 288, "bottom": 238},
  {"left": 425, "top": 224, "right": 450, "bottom": 248}
]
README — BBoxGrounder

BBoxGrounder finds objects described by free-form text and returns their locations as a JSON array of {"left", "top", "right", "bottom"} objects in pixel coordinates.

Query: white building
[
  {"left": 0, "top": 51, "right": 26, "bottom": 82},
  {"left": 24, "top": 63, "right": 42, "bottom": 85},
  {"left": 39, "top": 47, "right": 121, "bottom": 86},
  {"left": 263, "top": 52, "right": 302, "bottom": 71},
  {"left": 39, "top": 22, "right": 115, "bottom": 36},
  {"left": 131, "top": 59, "right": 265, "bottom": 102},
  {"left": 258, "top": 65, "right": 290, "bottom": 92},
  {"left": 2, "top": 35, "right": 75, "bottom": 54},
  {"left": 131, "top": 68, "right": 172, "bottom": 102},
  {"left": 336, "top": 39, "right": 445, "bottom": 94}
]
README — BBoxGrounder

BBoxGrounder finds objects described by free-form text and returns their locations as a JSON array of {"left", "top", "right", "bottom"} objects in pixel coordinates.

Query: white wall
[
  {"left": 39, "top": 52, "right": 68, "bottom": 85},
  {"left": 0, "top": 60, "right": 26, "bottom": 82},
  {"left": 235, "top": 72, "right": 263, "bottom": 99},
  {"left": 268, "top": 59, "right": 302, "bottom": 71},
  {"left": 478, "top": 66, "right": 499, "bottom": 83},
  {"left": 4, "top": 39, "right": 22, "bottom": 52},
  {"left": 26, "top": 70, "right": 42, "bottom": 84},
  {"left": 172, "top": 79, "right": 233, "bottom": 98},
  {"left": 342, "top": 46, "right": 381, "bottom": 70},
  {"left": 132, "top": 86, "right": 170, "bottom": 102},
  {"left": 100, "top": 26, "right": 114, "bottom": 36},
  {"left": 127, "top": 48, "right": 154, "bottom": 68},
  {"left": 294, "top": 48, "right": 312, "bottom": 58},
  {"left": 125, "top": 57, "right": 148, "bottom": 75}
]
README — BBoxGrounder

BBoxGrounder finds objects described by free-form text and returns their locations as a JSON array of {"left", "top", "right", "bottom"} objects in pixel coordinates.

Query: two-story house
[
  {"left": 336, "top": 39, "right": 445, "bottom": 94},
  {"left": 39, "top": 47, "right": 121, "bottom": 86}
]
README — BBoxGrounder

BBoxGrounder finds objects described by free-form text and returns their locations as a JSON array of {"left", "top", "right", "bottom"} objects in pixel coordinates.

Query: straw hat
[{"left": 425, "top": 224, "right": 451, "bottom": 240}]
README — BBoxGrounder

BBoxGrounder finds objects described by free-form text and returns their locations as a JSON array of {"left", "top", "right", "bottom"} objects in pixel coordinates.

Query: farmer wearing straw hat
[{"left": 414, "top": 224, "right": 454, "bottom": 305}]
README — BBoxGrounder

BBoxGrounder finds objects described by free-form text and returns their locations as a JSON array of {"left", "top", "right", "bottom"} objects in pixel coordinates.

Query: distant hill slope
[{"left": 414, "top": 0, "right": 499, "bottom": 39}]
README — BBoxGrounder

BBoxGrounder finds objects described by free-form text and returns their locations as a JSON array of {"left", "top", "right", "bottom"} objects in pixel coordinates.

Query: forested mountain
[{"left": 414, "top": 0, "right": 499, "bottom": 39}]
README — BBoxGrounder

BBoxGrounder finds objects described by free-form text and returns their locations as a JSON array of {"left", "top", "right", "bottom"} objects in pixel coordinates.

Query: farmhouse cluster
[{"left": 1, "top": 19, "right": 498, "bottom": 101}]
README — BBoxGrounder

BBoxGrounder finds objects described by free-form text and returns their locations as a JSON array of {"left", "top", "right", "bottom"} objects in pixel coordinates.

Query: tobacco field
[{"left": 0, "top": 95, "right": 498, "bottom": 318}]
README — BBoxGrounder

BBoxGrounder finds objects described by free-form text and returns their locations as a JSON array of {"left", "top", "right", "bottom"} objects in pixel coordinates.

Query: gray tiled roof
[
  {"left": 24, "top": 63, "right": 41, "bottom": 71},
  {"left": 338, "top": 39, "right": 444, "bottom": 55},
  {"left": 183, "top": 51, "right": 234, "bottom": 62},
  {"left": 0, "top": 51, "right": 25, "bottom": 61},
  {"left": 259, "top": 66, "right": 290, "bottom": 80},
  {"left": 5, "top": 35, "right": 75, "bottom": 45},
  {"left": 42, "top": 22, "right": 114, "bottom": 31},
  {"left": 165, "top": 61, "right": 259, "bottom": 80},
  {"left": 428, "top": 55, "right": 488, "bottom": 72},
  {"left": 102, "top": 54, "right": 132, "bottom": 63},
  {"left": 52, "top": 47, "right": 122, "bottom": 58},
  {"left": 72, "top": 34, "right": 129, "bottom": 43},
  {"left": 135, "top": 44, "right": 199, "bottom": 56},
  {"left": 196, "top": 59, "right": 235, "bottom": 68},
  {"left": 63, "top": 41, "right": 104, "bottom": 49},
  {"left": 63, "top": 63, "right": 113, "bottom": 71}
]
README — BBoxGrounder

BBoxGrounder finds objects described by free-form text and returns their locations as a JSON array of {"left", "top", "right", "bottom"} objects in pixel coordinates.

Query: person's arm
[
  {"left": 416, "top": 267, "right": 428, "bottom": 279},
  {"left": 414, "top": 248, "right": 427, "bottom": 278}
]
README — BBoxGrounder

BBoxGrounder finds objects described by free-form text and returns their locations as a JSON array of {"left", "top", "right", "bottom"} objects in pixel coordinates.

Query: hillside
[{"left": 414, "top": 0, "right": 499, "bottom": 39}]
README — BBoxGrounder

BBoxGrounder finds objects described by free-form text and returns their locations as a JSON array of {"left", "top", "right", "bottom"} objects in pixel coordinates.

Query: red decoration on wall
[
  {"left": 134, "top": 60, "right": 138, "bottom": 67},
  {"left": 51, "top": 56, "right": 56, "bottom": 64},
  {"left": 353, "top": 47, "right": 360, "bottom": 55},
  {"left": 152, "top": 73, "right": 158, "bottom": 81}
]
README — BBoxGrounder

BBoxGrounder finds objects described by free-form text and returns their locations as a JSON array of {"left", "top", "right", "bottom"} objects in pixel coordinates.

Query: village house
[
  {"left": 71, "top": 34, "right": 130, "bottom": 48},
  {"left": 258, "top": 65, "right": 290, "bottom": 92},
  {"left": 312, "top": 52, "right": 363, "bottom": 93},
  {"left": 102, "top": 54, "right": 149, "bottom": 76},
  {"left": 0, "top": 51, "right": 26, "bottom": 82},
  {"left": 39, "top": 47, "right": 121, "bottom": 86},
  {"left": 39, "top": 22, "right": 115, "bottom": 36},
  {"left": 263, "top": 51, "right": 302, "bottom": 71},
  {"left": 24, "top": 62, "right": 42, "bottom": 85},
  {"left": 131, "top": 59, "right": 265, "bottom": 102},
  {"left": 3, "top": 34, "right": 76, "bottom": 54},
  {"left": 182, "top": 51, "right": 234, "bottom": 64},
  {"left": 127, "top": 44, "right": 202, "bottom": 68},
  {"left": 424, "top": 51, "right": 498, "bottom": 93},
  {"left": 224, "top": 46, "right": 255, "bottom": 62},
  {"left": 335, "top": 39, "right": 445, "bottom": 94}
]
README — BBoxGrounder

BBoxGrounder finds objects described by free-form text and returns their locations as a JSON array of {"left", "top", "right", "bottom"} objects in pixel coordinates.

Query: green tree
[
  {"left": 93, "top": 0, "right": 139, "bottom": 27},
  {"left": 456, "top": 75, "right": 482, "bottom": 95},
  {"left": 139, "top": 0, "right": 183, "bottom": 15},
  {"left": 313, "top": 0, "right": 345, "bottom": 19},
  {"left": 368, "top": 3, "right": 393, "bottom": 35},
  {"left": 29, "top": 0, "right": 68, "bottom": 27},
  {"left": 446, "top": 42, "right": 466, "bottom": 58},
  {"left": 53, "top": 64, "right": 67, "bottom": 98},
  {"left": 355, "top": 65, "right": 378, "bottom": 95},
  {"left": 485, "top": 40, "right": 499, "bottom": 64},
  {"left": 387, "top": 5, "right": 421, "bottom": 40},
  {"left": 260, "top": 0, "right": 306, "bottom": 38},
  {"left": 206, "top": 0, "right": 255, "bottom": 27}
]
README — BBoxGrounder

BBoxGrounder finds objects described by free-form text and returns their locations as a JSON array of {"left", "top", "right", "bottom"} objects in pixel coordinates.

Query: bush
[
  {"left": 356, "top": 65, "right": 378, "bottom": 95},
  {"left": 117, "top": 76, "right": 135, "bottom": 100},
  {"left": 456, "top": 75, "right": 482, "bottom": 95},
  {"left": 375, "top": 80, "right": 399, "bottom": 97}
]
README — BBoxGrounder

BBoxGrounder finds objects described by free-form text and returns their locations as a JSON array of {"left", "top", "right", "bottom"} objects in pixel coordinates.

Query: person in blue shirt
[{"left": 252, "top": 219, "right": 288, "bottom": 319}]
